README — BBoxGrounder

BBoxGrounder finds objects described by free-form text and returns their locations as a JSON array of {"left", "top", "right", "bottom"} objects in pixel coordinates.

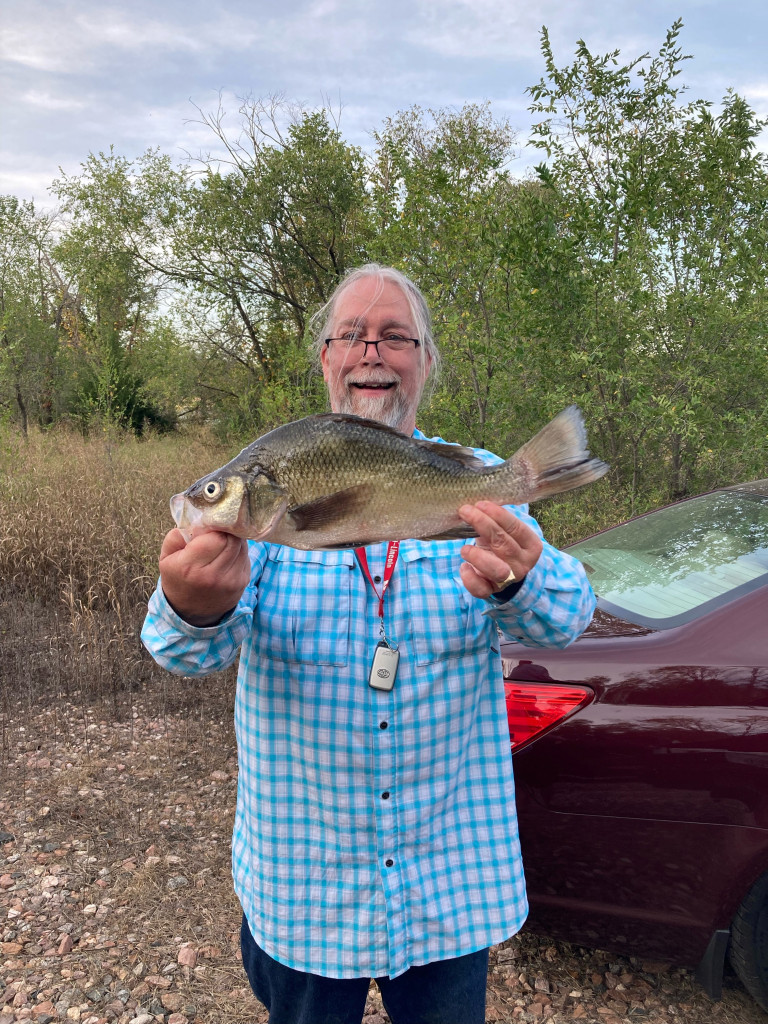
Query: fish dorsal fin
[
  {"left": 314, "top": 414, "right": 486, "bottom": 470},
  {"left": 287, "top": 483, "right": 374, "bottom": 532},
  {"left": 314, "top": 413, "right": 408, "bottom": 432}
]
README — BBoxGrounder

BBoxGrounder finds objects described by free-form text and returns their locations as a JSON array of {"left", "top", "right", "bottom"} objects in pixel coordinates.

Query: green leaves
[
  {"left": 0, "top": 197, "right": 64, "bottom": 434},
  {"left": 368, "top": 104, "right": 534, "bottom": 450},
  {"left": 519, "top": 22, "right": 768, "bottom": 501}
]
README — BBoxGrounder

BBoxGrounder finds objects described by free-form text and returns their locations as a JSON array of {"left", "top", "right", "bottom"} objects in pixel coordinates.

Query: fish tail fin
[{"left": 499, "top": 406, "right": 609, "bottom": 502}]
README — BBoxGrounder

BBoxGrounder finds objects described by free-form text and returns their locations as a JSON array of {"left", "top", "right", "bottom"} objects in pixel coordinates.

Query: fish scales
[{"left": 265, "top": 418, "right": 483, "bottom": 503}]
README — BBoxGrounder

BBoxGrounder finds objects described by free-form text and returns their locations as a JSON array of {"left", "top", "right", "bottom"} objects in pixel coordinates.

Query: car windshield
[{"left": 567, "top": 490, "right": 768, "bottom": 628}]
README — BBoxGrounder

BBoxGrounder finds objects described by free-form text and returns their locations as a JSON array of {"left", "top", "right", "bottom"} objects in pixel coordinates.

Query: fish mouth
[
  {"left": 170, "top": 492, "right": 206, "bottom": 541},
  {"left": 170, "top": 491, "right": 251, "bottom": 541}
]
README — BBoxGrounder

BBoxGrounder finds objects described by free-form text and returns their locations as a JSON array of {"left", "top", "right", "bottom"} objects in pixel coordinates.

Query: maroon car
[{"left": 503, "top": 480, "right": 768, "bottom": 1009}]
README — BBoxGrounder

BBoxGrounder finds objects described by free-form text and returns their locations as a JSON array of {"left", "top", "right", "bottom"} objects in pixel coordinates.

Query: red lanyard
[{"left": 355, "top": 541, "right": 399, "bottom": 620}]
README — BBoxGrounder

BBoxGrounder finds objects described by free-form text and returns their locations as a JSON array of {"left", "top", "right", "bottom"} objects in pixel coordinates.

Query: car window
[{"left": 567, "top": 491, "right": 768, "bottom": 628}]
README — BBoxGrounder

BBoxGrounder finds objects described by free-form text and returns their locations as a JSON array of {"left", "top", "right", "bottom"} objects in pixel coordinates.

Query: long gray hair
[{"left": 308, "top": 264, "right": 441, "bottom": 387}]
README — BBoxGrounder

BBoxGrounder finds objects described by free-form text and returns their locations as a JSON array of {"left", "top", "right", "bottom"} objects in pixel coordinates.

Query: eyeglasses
[{"left": 324, "top": 334, "right": 420, "bottom": 358}]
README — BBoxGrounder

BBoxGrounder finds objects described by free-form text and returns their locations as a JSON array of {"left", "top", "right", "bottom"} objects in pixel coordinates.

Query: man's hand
[
  {"left": 458, "top": 501, "right": 543, "bottom": 600},
  {"left": 159, "top": 528, "right": 251, "bottom": 627}
]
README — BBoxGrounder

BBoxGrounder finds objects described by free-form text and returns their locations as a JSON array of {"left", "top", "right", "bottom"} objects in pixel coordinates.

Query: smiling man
[
  {"left": 141, "top": 263, "right": 596, "bottom": 1024},
  {"left": 319, "top": 272, "right": 433, "bottom": 433}
]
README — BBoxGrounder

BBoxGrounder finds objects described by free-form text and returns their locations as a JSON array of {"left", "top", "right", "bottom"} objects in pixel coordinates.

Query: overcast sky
[{"left": 2, "top": 0, "right": 767, "bottom": 209}]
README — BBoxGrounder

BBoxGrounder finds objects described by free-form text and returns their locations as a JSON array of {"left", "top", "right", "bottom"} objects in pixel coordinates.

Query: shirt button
[
  {"left": 381, "top": 791, "right": 390, "bottom": 799},
  {"left": 374, "top": 575, "right": 382, "bottom": 583},
  {"left": 385, "top": 858, "right": 394, "bottom": 867},
  {"left": 379, "top": 721, "right": 388, "bottom": 730}
]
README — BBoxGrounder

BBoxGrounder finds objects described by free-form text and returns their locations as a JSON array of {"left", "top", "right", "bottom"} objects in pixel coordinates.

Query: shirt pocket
[
  {"left": 255, "top": 547, "right": 354, "bottom": 667},
  {"left": 401, "top": 542, "right": 491, "bottom": 666}
]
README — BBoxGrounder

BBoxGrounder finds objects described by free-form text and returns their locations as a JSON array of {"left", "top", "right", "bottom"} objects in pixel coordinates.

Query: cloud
[
  {"left": 742, "top": 82, "right": 768, "bottom": 104},
  {"left": 0, "top": 3, "right": 266, "bottom": 75},
  {"left": 74, "top": 12, "right": 210, "bottom": 53},
  {"left": 0, "top": 28, "right": 76, "bottom": 74},
  {"left": 405, "top": 0, "right": 544, "bottom": 61},
  {"left": 404, "top": 0, "right": 652, "bottom": 63},
  {"left": 0, "top": 160, "right": 64, "bottom": 209},
  {"left": 21, "top": 90, "right": 86, "bottom": 112}
]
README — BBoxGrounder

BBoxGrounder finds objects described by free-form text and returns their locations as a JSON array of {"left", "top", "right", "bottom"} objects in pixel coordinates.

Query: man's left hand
[{"left": 458, "top": 501, "right": 543, "bottom": 599}]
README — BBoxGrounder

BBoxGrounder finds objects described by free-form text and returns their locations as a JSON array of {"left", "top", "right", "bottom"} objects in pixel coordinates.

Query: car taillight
[{"left": 504, "top": 681, "right": 594, "bottom": 753}]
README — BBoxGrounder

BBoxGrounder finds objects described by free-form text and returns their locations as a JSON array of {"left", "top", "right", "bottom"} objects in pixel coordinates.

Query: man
[{"left": 142, "top": 264, "right": 596, "bottom": 1024}]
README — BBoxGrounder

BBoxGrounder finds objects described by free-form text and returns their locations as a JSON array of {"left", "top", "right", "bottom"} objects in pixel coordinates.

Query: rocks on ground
[{"left": 1, "top": 692, "right": 763, "bottom": 1024}]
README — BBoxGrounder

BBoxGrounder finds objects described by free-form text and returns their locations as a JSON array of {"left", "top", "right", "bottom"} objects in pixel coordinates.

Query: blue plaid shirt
[{"left": 141, "top": 433, "right": 595, "bottom": 980}]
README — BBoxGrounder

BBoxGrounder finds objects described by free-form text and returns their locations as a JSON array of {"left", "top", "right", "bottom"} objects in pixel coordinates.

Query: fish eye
[{"left": 203, "top": 480, "right": 222, "bottom": 501}]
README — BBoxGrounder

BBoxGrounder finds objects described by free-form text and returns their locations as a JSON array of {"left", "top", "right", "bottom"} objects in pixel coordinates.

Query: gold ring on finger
[{"left": 496, "top": 568, "right": 516, "bottom": 589}]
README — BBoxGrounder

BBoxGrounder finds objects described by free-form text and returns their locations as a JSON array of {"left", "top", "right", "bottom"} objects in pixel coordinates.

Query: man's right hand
[{"left": 158, "top": 528, "right": 251, "bottom": 627}]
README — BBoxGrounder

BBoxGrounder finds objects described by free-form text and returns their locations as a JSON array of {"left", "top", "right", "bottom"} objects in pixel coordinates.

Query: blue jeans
[{"left": 240, "top": 914, "right": 489, "bottom": 1024}]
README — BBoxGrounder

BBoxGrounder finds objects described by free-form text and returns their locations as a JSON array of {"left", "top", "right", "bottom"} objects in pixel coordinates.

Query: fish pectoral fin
[
  {"left": 287, "top": 484, "right": 374, "bottom": 532},
  {"left": 420, "top": 525, "right": 478, "bottom": 541}
]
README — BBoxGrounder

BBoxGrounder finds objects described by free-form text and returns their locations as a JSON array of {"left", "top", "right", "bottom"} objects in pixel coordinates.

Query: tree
[
  {"left": 51, "top": 101, "right": 374, "bottom": 433},
  {"left": 169, "top": 100, "right": 374, "bottom": 429},
  {"left": 370, "top": 104, "right": 538, "bottom": 452},
  {"left": 0, "top": 197, "right": 66, "bottom": 434},
  {"left": 52, "top": 151, "right": 188, "bottom": 433},
  {"left": 524, "top": 20, "right": 768, "bottom": 502}
]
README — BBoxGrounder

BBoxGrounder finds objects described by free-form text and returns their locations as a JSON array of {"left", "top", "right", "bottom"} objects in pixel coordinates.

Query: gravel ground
[{"left": 1, "top": 682, "right": 765, "bottom": 1024}]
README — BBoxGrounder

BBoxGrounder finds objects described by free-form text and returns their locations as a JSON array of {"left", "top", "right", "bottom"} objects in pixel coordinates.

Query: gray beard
[{"left": 336, "top": 386, "right": 415, "bottom": 434}]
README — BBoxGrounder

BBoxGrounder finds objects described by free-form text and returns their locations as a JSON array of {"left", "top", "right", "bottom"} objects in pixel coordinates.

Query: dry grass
[
  {"left": 0, "top": 425, "right": 232, "bottom": 716},
  {"left": 0, "top": 425, "right": 229, "bottom": 611},
  {"left": 0, "top": 422, "right": 640, "bottom": 621}
]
